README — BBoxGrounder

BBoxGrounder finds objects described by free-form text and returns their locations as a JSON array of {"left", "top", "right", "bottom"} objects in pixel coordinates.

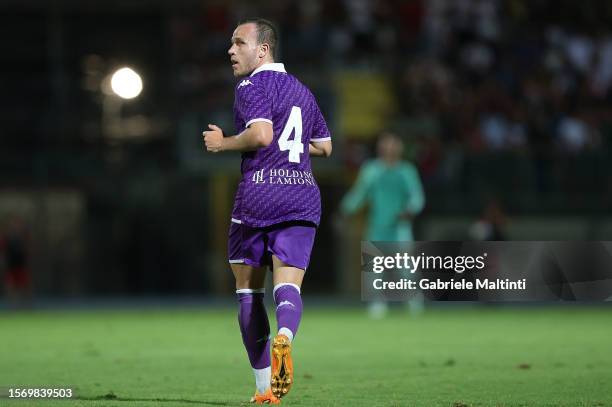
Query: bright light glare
[{"left": 110, "top": 67, "right": 143, "bottom": 99}]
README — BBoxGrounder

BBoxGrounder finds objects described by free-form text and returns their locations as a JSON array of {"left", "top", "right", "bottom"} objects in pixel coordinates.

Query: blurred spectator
[
  {"left": 469, "top": 199, "right": 508, "bottom": 241},
  {"left": 1, "top": 216, "right": 32, "bottom": 306},
  {"left": 556, "top": 110, "right": 601, "bottom": 153}
]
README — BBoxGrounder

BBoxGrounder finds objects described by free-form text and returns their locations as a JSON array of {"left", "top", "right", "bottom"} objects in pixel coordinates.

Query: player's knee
[
  {"left": 231, "top": 264, "right": 267, "bottom": 289},
  {"left": 235, "top": 280, "right": 265, "bottom": 290}
]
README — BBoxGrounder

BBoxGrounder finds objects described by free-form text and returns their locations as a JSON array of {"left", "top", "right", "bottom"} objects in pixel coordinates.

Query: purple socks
[
  {"left": 237, "top": 290, "right": 271, "bottom": 369},
  {"left": 236, "top": 283, "right": 303, "bottom": 374},
  {"left": 273, "top": 283, "right": 303, "bottom": 341}
]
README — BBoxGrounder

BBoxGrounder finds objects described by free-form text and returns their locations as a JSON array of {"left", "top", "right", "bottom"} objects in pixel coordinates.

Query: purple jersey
[{"left": 231, "top": 63, "right": 331, "bottom": 227}]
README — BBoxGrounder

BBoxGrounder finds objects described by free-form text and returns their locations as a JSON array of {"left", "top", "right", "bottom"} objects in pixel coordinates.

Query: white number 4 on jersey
[{"left": 278, "top": 106, "right": 304, "bottom": 163}]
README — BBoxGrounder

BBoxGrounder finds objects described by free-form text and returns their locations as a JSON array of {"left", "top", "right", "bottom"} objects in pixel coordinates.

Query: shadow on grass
[{"left": 77, "top": 394, "right": 231, "bottom": 406}]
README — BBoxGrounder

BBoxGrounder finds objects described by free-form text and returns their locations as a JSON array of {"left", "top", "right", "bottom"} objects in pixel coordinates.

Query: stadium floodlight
[{"left": 110, "top": 67, "right": 143, "bottom": 99}]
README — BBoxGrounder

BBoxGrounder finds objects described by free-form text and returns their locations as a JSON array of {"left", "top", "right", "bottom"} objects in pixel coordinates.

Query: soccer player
[
  {"left": 340, "top": 132, "right": 425, "bottom": 317},
  {"left": 203, "top": 18, "right": 332, "bottom": 404}
]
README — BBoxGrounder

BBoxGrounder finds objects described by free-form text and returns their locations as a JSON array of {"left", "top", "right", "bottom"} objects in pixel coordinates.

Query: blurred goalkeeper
[{"left": 340, "top": 132, "right": 425, "bottom": 317}]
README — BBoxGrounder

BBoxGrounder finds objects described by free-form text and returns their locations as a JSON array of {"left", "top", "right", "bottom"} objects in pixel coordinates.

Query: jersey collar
[{"left": 250, "top": 63, "right": 287, "bottom": 77}]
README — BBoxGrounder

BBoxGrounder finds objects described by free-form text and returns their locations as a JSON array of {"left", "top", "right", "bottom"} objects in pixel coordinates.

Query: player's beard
[
  {"left": 239, "top": 64, "right": 254, "bottom": 77},
  {"left": 236, "top": 55, "right": 258, "bottom": 77}
]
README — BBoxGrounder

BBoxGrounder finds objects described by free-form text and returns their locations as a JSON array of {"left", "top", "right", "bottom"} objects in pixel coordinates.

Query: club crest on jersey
[{"left": 238, "top": 79, "right": 253, "bottom": 89}]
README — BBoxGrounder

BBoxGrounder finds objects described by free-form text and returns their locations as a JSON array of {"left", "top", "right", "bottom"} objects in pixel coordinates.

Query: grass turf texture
[{"left": 0, "top": 306, "right": 611, "bottom": 407}]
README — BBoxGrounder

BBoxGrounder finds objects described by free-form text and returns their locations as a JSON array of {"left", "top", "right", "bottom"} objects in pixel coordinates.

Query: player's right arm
[
  {"left": 309, "top": 140, "right": 332, "bottom": 157},
  {"left": 309, "top": 100, "right": 332, "bottom": 158},
  {"left": 340, "top": 162, "right": 376, "bottom": 215}
]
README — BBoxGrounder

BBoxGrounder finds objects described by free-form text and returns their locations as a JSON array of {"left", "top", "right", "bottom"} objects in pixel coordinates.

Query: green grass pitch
[{"left": 1, "top": 306, "right": 611, "bottom": 406}]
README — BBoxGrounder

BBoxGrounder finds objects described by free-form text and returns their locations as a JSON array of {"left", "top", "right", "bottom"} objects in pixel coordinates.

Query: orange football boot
[
  {"left": 271, "top": 334, "right": 293, "bottom": 398},
  {"left": 250, "top": 388, "right": 280, "bottom": 404}
]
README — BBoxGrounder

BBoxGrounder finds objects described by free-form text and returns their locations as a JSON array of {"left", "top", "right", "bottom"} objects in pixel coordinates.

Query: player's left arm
[
  {"left": 203, "top": 121, "right": 273, "bottom": 153},
  {"left": 398, "top": 164, "right": 425, "bottom": 220},
  {"left": 205, "top": 78, "right": 274, "bottom": 153}
]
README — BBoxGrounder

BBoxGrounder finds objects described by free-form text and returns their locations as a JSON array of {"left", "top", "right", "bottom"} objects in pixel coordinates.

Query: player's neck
[
  {"left": 251, "top": 59, "right": 276, "bottom": 72},
  {"left": 381, "top": 158, "right": 399, "bottom": 167}
]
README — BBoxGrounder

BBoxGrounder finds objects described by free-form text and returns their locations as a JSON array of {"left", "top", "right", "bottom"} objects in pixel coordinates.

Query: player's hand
[{"left": 203, "top": 124, "right": 224, "bottom": 153}]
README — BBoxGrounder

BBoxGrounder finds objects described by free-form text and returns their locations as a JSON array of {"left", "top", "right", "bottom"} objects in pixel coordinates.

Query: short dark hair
[{"left": 238, "top": 18, "right": 278, "bottom": 59}]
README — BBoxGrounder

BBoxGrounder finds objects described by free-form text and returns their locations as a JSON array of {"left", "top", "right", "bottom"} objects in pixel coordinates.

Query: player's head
[
  {"left": 228, "top": 18, "right": 278, "bottom": 77},
  {"left": 377, "top": 132, "right": 403, "bottom": 164}
]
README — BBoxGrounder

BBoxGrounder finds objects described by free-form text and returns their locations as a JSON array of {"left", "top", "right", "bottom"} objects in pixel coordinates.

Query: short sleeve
[
  {"left": 310, "top": 103, "right": 331, "bottom": 142},
  {"left": 235, "top": 79, "right": 272, "bottom": 129}
]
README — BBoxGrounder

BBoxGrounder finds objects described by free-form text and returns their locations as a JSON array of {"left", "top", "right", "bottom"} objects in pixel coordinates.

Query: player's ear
[{"left": 259, "top": 43, "right": 269, "bottom": 58}]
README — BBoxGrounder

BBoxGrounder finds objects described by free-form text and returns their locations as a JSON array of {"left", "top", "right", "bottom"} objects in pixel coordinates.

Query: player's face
[
  {"left": 378, "top": 135, "right": 403, "bottom": 164},
  {"left": 228, "top": 23, "right": 261, "bottom": 77}
]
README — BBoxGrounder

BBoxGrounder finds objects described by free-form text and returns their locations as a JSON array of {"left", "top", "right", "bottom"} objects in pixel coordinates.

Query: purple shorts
[{"left": 228, "top": 220, "right": 317, "bottom": 270}]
